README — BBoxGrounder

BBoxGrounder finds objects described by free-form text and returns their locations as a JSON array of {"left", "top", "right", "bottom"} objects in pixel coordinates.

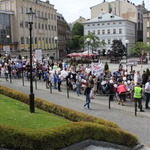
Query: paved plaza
[{"left": 0, "top": 58, "right": 150, "bottom": 150}]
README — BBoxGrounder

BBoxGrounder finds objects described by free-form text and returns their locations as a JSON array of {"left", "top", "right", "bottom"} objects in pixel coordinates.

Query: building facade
[
  {"left": 90, "top": 0, "right": 147, "bottom": 42},
  {"left": 0, "top": 0, "right": 57, "bottom": 58},
  {"left": 143, "top": 11, "right": 150, "bottom": 45},
  {"left": 84, "top": 13, "right": 136, "bottom": 51}
]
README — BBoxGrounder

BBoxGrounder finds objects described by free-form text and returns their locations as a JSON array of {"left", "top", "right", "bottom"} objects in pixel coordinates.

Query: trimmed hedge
[
  {"left": 0, "top": 85, "right": 139, "bottom": 149},
  {"left": 0, "top": 122, "right": 138, "bottom": 150}
]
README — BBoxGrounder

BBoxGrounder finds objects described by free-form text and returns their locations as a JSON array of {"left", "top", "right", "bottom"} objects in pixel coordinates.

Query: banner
[
  {"left": 35, "top": 49, "right": 42, "bottom": 63},
  {"left": 91, "top": 62, "right": 103, "bottom": 76}
]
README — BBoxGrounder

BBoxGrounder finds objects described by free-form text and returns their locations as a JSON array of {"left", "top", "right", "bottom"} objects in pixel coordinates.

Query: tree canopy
[{"left": 129, "top": 42, "right": 150, "bottom": 56}]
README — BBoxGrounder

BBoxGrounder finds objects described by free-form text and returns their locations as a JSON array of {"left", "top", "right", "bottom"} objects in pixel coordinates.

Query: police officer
[{"left": 133, "top": 82, "right": 144, "bottom": 112}]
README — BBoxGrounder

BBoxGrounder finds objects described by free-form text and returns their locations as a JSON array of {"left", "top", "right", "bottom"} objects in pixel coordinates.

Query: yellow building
[{"left": 0, "top": 0, "right": 57, "bottom": 57}]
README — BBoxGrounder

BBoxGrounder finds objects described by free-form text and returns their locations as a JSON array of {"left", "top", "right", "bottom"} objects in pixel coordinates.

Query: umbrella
[
  {"left": 81, "top": 53, "right": 97, "bottom": 57},
  {"left": 66, "top": 53, "right": 82, "bottom": 58}
]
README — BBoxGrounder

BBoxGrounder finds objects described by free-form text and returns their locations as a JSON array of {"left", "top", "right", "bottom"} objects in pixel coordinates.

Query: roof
[{"left": 84, "top": 13, "right": 125, "bottom": 24}]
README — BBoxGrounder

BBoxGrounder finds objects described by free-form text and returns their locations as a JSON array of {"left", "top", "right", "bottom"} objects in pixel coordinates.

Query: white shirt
[{"left": 145, "top": 82, "right": 150, "bottom": 94}]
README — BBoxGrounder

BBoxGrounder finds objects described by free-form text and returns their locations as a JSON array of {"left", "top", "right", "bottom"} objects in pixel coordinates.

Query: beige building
[
  {"left": 0, "top": 0, "right": 57, "bottom": 58},
  {"left": 90, "top": 0, "right": 147, "bottom": 42},
  {"left": 143, "top": 11, "right": 150, "bottom": 45}
]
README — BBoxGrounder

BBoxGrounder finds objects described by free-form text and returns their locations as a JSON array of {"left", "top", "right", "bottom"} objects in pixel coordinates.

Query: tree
[
  {"left": 129, "top": 42, "right": 150, "bottom": 56},
  {"left": 70, "top": 22, "right": 84, "bottom": 50},
  {"left": 81, "top": 32, "right": 105, "bottom": 52},
  {"left": 110, "top": 39, "right": 125, "bottom": 62},
  {"left": 104, "top": 62, "right": 109, "bottom": 71}
]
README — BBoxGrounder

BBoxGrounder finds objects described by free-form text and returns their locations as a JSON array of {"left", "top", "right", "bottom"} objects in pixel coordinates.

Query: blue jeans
[
  {"left": 76, "top": 83, "right": 81, "bottom": 95},
  {"left": 84, "top": 94, "right": 91, "bottom": 108}
]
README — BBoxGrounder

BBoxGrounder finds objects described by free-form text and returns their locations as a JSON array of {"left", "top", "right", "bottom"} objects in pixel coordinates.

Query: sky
[{"left": 43, "top": 0, "right": 150, "bottom": 23}]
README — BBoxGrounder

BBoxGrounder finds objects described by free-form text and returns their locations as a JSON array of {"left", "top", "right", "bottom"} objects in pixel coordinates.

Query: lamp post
[
  {"left": 27, "top": 7, "right": 35, "bottom": 113},
  {"left": 125, "top": 39, "right": 129, "bottom": 74},
  {"left": 54, "top": 36, "right": 58, "bottom": 60},
  {"left": 86, "top": 38, "right": 90, "bottom": 59}
]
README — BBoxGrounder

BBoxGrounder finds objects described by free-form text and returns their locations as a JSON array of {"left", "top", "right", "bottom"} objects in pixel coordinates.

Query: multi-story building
[
  {"left": 84, "top": 12, "right": 136, "bottom": 51},
  {"left": 0, "top": 0, "right": 57, "bottom": 58},
  {"left": 90, "top": 0, "right": 147, "bottom": 42},
  {"left": 143, "top": 11, "right": 150, "bottom": 46}
]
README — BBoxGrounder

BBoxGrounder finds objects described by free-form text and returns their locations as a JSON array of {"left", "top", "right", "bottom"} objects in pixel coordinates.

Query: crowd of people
[{"left": 0, "top": 55, "right": 150, "bottom": 111}]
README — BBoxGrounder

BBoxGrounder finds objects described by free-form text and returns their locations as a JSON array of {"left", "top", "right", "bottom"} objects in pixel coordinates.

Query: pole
[
  {"left": 29, "top": 22, "right": 35, "bottom": 113},
  {"left": 56, "top": 41, "right": 57, "bottom": 61},
  {"left": 22, "top": 67, "right": 24, "bottom": 86},
  {"left": 126, "top": 44, "right": 128, "bottom": 73}
]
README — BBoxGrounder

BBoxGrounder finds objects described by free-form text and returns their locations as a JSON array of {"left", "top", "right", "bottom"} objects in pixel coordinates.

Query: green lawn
[{"left": 0, "top": 94, "right": 71, "bottom": 129}]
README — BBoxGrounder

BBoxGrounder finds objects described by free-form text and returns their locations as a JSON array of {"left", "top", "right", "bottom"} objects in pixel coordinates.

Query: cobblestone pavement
[{"left": 0, "top": 58, "right": 150, "bottom": 149}]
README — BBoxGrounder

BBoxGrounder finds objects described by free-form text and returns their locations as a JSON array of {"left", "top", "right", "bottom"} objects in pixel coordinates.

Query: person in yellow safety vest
[{"left": 133, "top": 82, "right": 144, "bottom": 112}]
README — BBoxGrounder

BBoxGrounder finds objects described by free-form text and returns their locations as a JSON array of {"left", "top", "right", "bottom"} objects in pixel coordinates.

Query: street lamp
[
  {"left": 54, "top": 36, "right": 58, "bottom": 60},
  {"left": 86, "top": 38, "right": 90, "bottom": 59},
  {"left": 26, "top": 7, "right": 35, "bottom": 113},
  {"left": 6, "top": 35, "right": 10, "bottom": 43},
  {"left": 125, "top": 39, "right": 129, "bottom": 73}
]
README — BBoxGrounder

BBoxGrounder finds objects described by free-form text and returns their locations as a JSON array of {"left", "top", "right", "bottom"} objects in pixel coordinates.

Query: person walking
[
  {"left": 133, "top": 82, "right": 144, "bottom": 112},
  {"left": 144, "top": 78, "right": 150, "bottom": 109},
  {"left": 84, "top": 82, "right": 92, "bottom": 110},
  {"left": 57, "top": 71, "right": 62, "bottom": 92}
]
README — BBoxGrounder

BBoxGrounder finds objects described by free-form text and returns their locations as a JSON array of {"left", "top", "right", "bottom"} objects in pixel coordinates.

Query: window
[
  {"left": 26, "top": 37, "right": 29, "bottom": 44},
  {"left": 113, "top": 29, "right": 116, "bottom": 34},
  {"left": 24, "top": 7, "right": 27, "bottom": 14},
  {"left": 38, "top": 23, "right": 40, "bottom": 29},
  {"left": 42, "top": 24, "right": 44, "bottom": 30},
  {"left": 45, "top": 12, "right": 47, "bottom": 18},
  {"left": 49, "top": 38, "right": 51, "bottom": 44},
  {"left": 107, "top": 29, "right": 110, "bottom": 34},
  {"left": 108, "top": 39, "right": 111, "bottom": 44},
  {"left": 48, "top": 25, "right": 50, "bottom": 30},
  {"left": 102, "top": 23, "right": 105, "bottom": 25},
  {"left": 97, "top": 24, "right": 100, "bottom": 26},
  {"left": 92, "top": 24, "right": 95, "bottom": 26},
  {"left": 87, "top": 24, "right": 90, "bottom": 26},
  {"left": 88, "top": 31, "right": 90, "bottom": 34},
  {"left": 35, "top": 23, "right": 37, "bottom": 29},
  {"left": 107, "top": 23, "right": 110, "bottom": 25},
  {"left": 54, "top": 26, "right": 56, "bottom": 31},
  {"left": 35, "top": 37, "right": 37, "bottom": 44},
  {"left": 45, "top": 24, "right": 47, "bottom": 30},
  {"left": 21, "top": 37, "right": 24, "bottom": 44},
  {"left": 119, "top": 22, "right": 122, "bottom": 24},
  {"left": 48, "top": 13, "right": 50, "bottom": 19},
  {"left": 97, "top": 30, "right": 100, "bottom": 35},
  {"left": 25, "top": 21, "right": 28, "bottom": 28},
  {"left": 37, "top": 11, "right": 40, "bottom": 17},
  {"left": 119, "top": 29, "right": 122, "bottom": 34},
  {"left": 93, "top": 30, "right": 95, "bottom": 34},
  {"left": 19, "top": 6, "right": 23, "bottom": 14},
  {"left": 51, "top": 14, "right": 53, "bottom": 20},
  {"left": 113, "top": 22, "right": 116, "bottom": 25},
  {"left": 51, "top": 25, "right": 53, "bottom": 31},
  {"left": 20, "top": 21, "right": 23, "bottom": 27},
  {"left": 102, "top": 30, "right": 105, "bottom": 34},
  {"left": 42, "top": 12, "right": 43, "bottom": 17},
  {"left": 46, "top": 38, "right": 48, "bottom": 44}
]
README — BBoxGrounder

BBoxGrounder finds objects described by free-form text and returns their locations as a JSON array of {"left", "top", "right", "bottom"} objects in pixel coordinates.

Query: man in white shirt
[{"left": 145, "top": 78, "right": 150, "bottom": 109}]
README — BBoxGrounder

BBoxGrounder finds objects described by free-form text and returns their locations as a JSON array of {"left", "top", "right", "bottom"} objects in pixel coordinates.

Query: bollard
[
  {"left": 9, "top": 72, "right": 12, "bottom": 83},
  {"left": 35, "top": 78, "right": 37, "bottom": 90},
  {"left": 67, "top": 86, "right": 69, "bottom": 98},
  {"left": 135, "top": 99, "right": 137, "bottom": 116},
  {"left": 22, "top": 70, "right": 24, "bottom": 86},
  {"left": 109, "top": 94, "right": 111, "bottom": 109},
  {"left": 49, "top": 81, "right": 52, "bottom": 94}
]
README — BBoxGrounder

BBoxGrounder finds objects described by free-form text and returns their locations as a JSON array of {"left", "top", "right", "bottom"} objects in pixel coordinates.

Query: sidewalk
[{"left": 0, "top": 77, "right": 150, "bottom": 149}]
